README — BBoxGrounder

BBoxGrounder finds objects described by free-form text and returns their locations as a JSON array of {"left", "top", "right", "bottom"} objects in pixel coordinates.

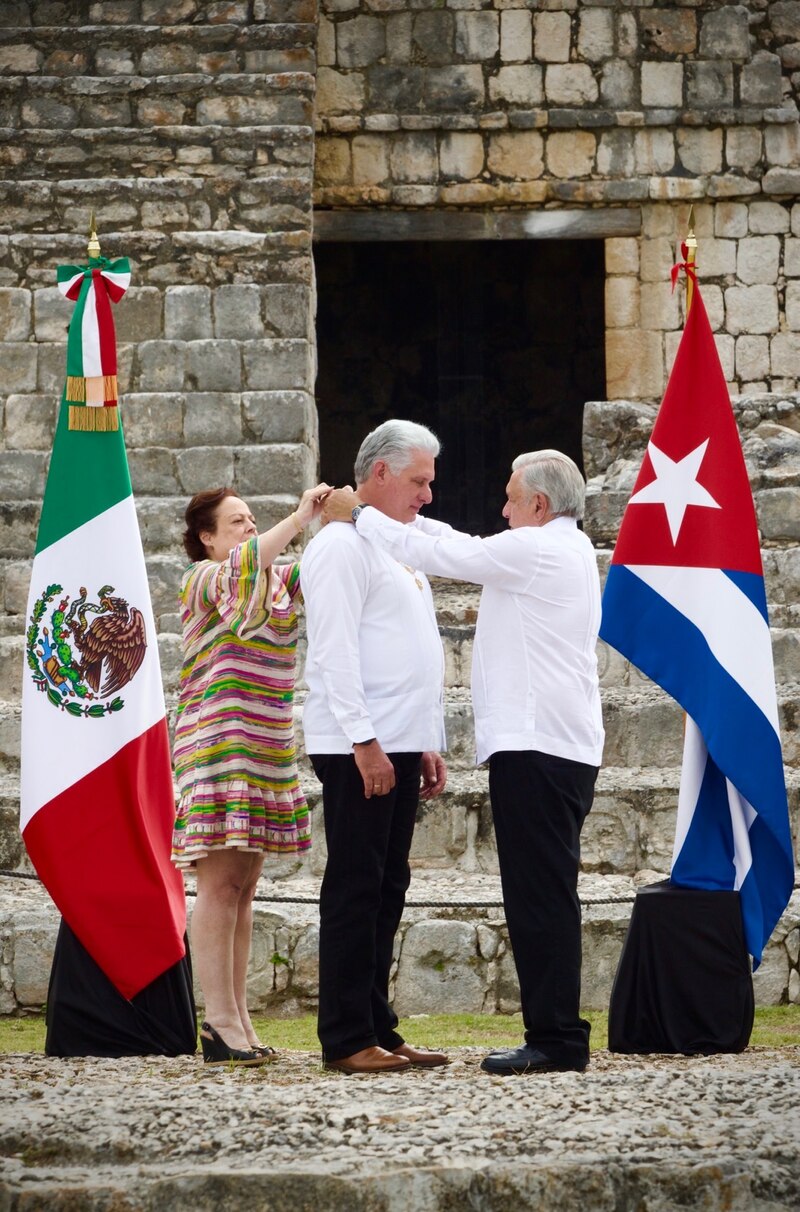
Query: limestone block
[
  {"left": 701, "top": 284, "right": 724, "bottom": 331},
  {"left": 545, "top": 64, "right": 598, "bottom": 107},
  {"left": 581, "top": 794, "right": 638, "bottom": 875},
  {"left": 243, "top": 392, "right": 314, "bottom": 445},
  {"left": 440, "top": 132, "right": 484, "bottom": 180},
  {"left": 714, "top": 333, "right": 735, "bottom": 381},
  {"left": 175, "top": 446, "right": 235, "bottom": 495},
  {"left": 736, "top": 236, "right": 781, "bottom": 287},
  {"left": 606, "top": 330, "right": 664, "bottom": 399},
  {"left": 237, "top": 443, "right": 312, "bottom": 497},
  {"left": 243, "top": 339, "right": 312, "bottom": 392},
  {"left": 288, "top": 924, "right": 319, "bottom": 998},
  {"left": 136, "top": 340, "right": 187, "bottom": 392},
  {"left": 534, "top": 11, "right": 570, "bottom": 64},
  {"left": 488, "top": 65, "right": 543, "bottom": 108},
  {"left": 676, "top": 128, "right": 723, "bottom": 176},
  {"left": 640, "top": 281, "right": 679, "bottom": 331},
  {"left": 5, "top": 394, "right": 57, "bottom": 450},
  {"left": 318, "top": 14, "right": 335, "bottom": 67},
  {"left": 787, "top": 926, "right": 800, "bottom": 966},
  {"left": 597, "top": 130, "right": 635, "bottom": 179},
  {"left": 600, "top": 59, "right": 634, "bottom": 108},
  {"left": 749, "top": 201, "right": 791, "bottom": 234},
  {"left": 500, "top": 11, "right": 532, "bottom": 64},
  {"left": 0, "top": 450, "right": 46, "bottom": 499},
  {"left": 714, "top": 202, "right": 748, "bottom": 239},
  {"left": 770, "top": 332, "right": 800, "bottom": 378},
  {"left": 263, "top": 286, "right": 311, "bottom": 340},
  {"left": 315, "top": 137, "right": 351, "bottom": 186},
  {"left": 741, "top": 53, "right": 783, "bottom": 106},
  {"left": 735, "top": 336, "right": 770, "bottom": 382},
  {"left": 33, "top": 287, "right": 71, "bottom": 342},
  {"left": 184, "top": 339, "right": 241, "bottom": 393},
  {"left": 352, "top": 134, "right": 389, "bottom": 186},
  {"left": 787, "top": 283, "right": 800, "bottom": 331},
  {"left": 181, "top": 393, "right": 242, "bottom": 446},
  {"left": 634, "top": 130, "right": 675, "bottom": 175},
  {"left": 725, "top": 285, "right": 779, "bottom": 335},
  {"left": 164, "top": 285, "right": 212, "bottom": 341},
  {"left": 639, "top": 236, "right": 674, "bottom": 284},
  {"left": 604, "top": 277, "right": 639, "bottom": 329},
  {"left": 12, "top": 915, "right": 57, "bottom": 1007},
  {"left": 784, "top": 240, "right": 800, "bottom": 277},
  {"left": 0, "top": 44, "right": 43, "bottom": 73},
  {"left": 122, "top": 393, "right": 183, "bottom": 449},
  {"left": 699, "top": 5, "right": 750, "bottom": 60},
  {"left": 113, "top": 287, "right": 162, "bottom": 344},
  {"left": 455, "top": 12, "right": 499, "bottom": 61},
  {"left": 641, "top": 62, "right": 683, "bottom": 108},
  {"left": 315, "top": 67, "right": 365, "bottom": 116},
  {"left": 34, "top": 342, "right": 64, "bottom": 393},
  {"left": 546, "top": 130, "right": 596, "bottom": 179},
  {"left": 686, "top": 61, "right": 734, "bottom": 107},
  {"left": 694, "top": 236, "right": 736, "bottom": 278},
  {"left": 577, "top": 8, "right": 613, "bottom": 62},
  {"left": 3, "top": 344, "right": 37, "bottom": 393},
  {"left": 128, "top": 447, "right": 179, "bottom": 495},
  {"left": 389, "top": 132, "right": 437, "bottom": 183},
  {"left": 21, "top": 98, "right": 78, "bottom": 127},
  {"left": 368, "top": 65, "right": 423, "bottom": 112},
  {"left": 763, "top": 168, "right": 800, "bottom": 196},
  {"left": 640, "top": 9, "right": 697, "bottom": 55},
  {"left": 393, "top": 920, "right": 484, "bottom": 1016},
  {"left": 0, "top": 287, "right": 30, "bottom": 342},
  {"left": 605, "top": 238, "right": 639, "bottom": 277},
  {"left": 756, "top": 485, "right": 800, "bottom": 540},
  {"left": 413, "top": 11, "right": 455, "bottom": 66},
  {"left": 337, "top": 15, "right": 385, "bottom": 68},
  {"left": 425, "top": 65, "right": 484, "bottom": 112},
  {"left": 213, "top": 284, "right": 264, "bottom": 341},
  {"left": 487, "top": 131, "right": 543, "bottom": 180},
  {"left": 581, "top": 910, "right": 629, "bottom": 1010},
  {"left": 765, "top": 123, "right": 800, "bottom": 170},
  {"left": 752, "top": 940, "right": 789, "bottom": 1006},
  {"left": 725, "top": 127, "right": 762, "bottom": 174},
  {"left": 790, "top": 968, "right": 800, "bottom": 1004}
]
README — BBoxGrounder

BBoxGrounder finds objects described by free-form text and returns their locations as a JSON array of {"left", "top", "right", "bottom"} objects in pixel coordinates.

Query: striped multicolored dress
[{"left": 171, "top": 536, "right": 311, "bottom": 868}]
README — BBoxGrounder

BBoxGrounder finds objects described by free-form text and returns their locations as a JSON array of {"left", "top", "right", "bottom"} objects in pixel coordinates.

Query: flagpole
[
  {"left": 685, "top": 206, "right": 697, "bottom": 317},
  {"left": 87, "top": 210, "right": 101, "bottom": 260}
]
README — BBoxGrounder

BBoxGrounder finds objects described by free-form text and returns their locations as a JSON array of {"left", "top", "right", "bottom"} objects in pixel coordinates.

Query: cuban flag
[{"left": 599, "top": 277, "right": 794, "bottom": 967}]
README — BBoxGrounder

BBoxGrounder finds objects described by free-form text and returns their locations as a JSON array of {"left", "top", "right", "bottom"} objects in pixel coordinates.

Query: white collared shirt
[
  {"left": 301, "top": 519, "right": 446, "bottom": 754},
  {"left": 356, "top": 509, "right": 604, "bottom": 767}
]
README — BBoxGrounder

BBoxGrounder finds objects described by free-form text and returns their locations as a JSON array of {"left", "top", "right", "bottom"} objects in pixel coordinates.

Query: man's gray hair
[
  {"left": 512, "top": 449, "right": 586, "bottom": 519},
  {"left": 354, "top": 419, "right": 440, "bottom": 484}
]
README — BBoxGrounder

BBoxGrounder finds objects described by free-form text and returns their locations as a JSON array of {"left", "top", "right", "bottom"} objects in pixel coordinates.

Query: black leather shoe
[{"left": 480, "top": 1044, "right": 587, "bottom": 1075}]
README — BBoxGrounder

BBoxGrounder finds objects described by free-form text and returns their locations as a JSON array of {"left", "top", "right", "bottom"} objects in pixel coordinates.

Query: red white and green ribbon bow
[{"left": 57, "top": 257, "right": 131, "bottom": 432}]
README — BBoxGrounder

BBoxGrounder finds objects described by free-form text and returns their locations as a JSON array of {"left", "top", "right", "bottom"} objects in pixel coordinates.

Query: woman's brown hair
[{"left": 182, "top": 487, "right": 238, "bottom": 561}]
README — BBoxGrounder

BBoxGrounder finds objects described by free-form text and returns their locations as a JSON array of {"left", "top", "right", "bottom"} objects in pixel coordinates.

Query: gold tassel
[
  {"left": 104, "top": 374, "right": 118, "bottom": 401},
  {"left": 66, "top": 376, "right": 86, "bottom": 402},
  {"left": 68, "top": 405, "right": 119, "bottom": 432}
]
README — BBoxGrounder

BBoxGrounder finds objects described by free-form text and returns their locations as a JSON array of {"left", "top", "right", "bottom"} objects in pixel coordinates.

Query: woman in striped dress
[{"left": 172, "top": 483, "right": 329, "bottom": 1064}]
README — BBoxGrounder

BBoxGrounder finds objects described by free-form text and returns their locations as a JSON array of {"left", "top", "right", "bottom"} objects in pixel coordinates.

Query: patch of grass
[{"left": 3, "top": 1007, "right": 797, "bottom": 1056}]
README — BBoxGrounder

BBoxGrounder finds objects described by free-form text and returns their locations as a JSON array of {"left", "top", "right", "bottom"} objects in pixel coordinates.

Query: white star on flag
[{"left": 629, "top": 439, "right": 721, "bottom": 544}]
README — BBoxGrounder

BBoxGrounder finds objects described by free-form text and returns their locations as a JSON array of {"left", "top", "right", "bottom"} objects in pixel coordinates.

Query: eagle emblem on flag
[{"left": 26, "top": 582, "right": 147, "bottom": 716}]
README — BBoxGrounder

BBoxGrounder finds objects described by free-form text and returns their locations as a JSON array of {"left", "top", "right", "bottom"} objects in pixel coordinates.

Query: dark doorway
[{"left": 313, "top": 240, "right": 605, "bottom": 535}]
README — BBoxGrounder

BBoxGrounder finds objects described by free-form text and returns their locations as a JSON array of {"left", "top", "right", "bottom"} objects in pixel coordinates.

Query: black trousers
[
  {"left": 489, "top": 749, "right": 598, "bottom": 1066},
  {"left": 311, "top": 751, "right": 421, "bottom": 1062}
]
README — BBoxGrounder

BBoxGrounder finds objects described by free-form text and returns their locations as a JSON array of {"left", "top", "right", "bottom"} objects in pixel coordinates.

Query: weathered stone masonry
[{"left": 0, "top": 1, "right": 798, "bottom": 1015}]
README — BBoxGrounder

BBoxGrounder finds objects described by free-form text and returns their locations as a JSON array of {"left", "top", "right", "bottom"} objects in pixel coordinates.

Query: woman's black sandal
[{"left": 199, "top": 1022, "right": 270, "bottom": 1066}]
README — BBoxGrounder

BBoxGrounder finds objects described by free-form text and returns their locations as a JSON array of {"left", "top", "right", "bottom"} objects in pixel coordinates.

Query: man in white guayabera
[
  {"left": 323, "top": 450, "right": 604, "bottom": 1075},
  {"left": 301, "top": 419, "right": 450, "bottom": 1075}
]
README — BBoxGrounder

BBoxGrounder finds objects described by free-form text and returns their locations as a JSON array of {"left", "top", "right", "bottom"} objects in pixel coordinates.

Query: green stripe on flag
[{"left": 36, "top": 393, "right": 132, "bottom": 554}]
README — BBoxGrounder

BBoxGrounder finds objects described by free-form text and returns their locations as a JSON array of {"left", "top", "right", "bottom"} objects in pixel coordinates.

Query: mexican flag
[{"left": 21, "top": 258, "right": 186, "bottom": 1001}]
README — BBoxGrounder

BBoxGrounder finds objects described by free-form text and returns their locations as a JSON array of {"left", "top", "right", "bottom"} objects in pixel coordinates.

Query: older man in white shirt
[
  {"left": 324, "top": 450, "right": 604, "bottom": 1075},
  {"left": 301, "top": 420, "right": 449, "bottom": 1074}
]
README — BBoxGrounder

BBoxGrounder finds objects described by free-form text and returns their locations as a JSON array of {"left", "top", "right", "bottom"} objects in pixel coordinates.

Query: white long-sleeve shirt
[
  {"left": 356, "top": 509, "right": 604, "bottom": 767},
  {"left": 301, "top": 519, "right": 446, "bottom": 754}
]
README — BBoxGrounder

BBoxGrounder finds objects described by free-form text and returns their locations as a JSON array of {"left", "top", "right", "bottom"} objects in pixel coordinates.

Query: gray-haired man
[
  {"left": 324, "top": 450, "right": 604, "bottom": 1075},
  {"left": 302, "top": 419, "right": 449, "bottom": 1074}
]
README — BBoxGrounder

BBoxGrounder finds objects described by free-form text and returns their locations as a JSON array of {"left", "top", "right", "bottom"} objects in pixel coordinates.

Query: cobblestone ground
[{"left": 2, "top": 1045, "right": 798, "bottom": 1211}]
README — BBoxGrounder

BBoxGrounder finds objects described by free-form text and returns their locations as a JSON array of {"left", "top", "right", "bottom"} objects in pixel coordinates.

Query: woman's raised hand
[{"left": 294, "top": 483, "right": 332, "bottom": 529}]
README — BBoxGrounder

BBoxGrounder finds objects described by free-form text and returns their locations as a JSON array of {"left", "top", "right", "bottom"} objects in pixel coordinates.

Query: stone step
[
  {"left": 1, "top": 872, "right": 797, "bottom": 1015},
  {"left": 0, "top": 1, "right": 315, "bottom": 26},
  {"left": 0, "top": 23, "right": 316, "bottom": 78},
  {"left": 2, "top": 760, "right": 798, "bottom": 882}
]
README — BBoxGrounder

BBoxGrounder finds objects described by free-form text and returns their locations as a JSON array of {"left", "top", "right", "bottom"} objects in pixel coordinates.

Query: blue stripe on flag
[
  {"left": 722, "top": 570, "right": 768, "bottom": 623},
  {"left": 671, "top": 753, "right": 735, "bottom": 890},
  {"left": 600, "top": 563, "right": 793, "bottom": 962}
]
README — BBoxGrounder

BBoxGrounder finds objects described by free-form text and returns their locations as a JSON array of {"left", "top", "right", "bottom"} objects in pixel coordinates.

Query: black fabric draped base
[
  {"left": 45, "top": 919, "right": 197, "bottom": 1058},
  {"left": 608, "top": 881, "right": 754, "bottom": 1055}
]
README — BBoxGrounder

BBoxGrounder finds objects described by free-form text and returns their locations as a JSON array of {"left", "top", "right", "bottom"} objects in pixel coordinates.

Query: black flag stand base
[
  {"left": 608, "top": 881, "right": 754, "bottom": 1055},
  {"left": 45, "top": 920, "right": 198, "bottom": 1058}
]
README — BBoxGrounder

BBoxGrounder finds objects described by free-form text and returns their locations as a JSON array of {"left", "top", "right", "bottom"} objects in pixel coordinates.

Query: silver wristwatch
[{"left": 352, "top": 504, "right": 368, "bottom": 524}]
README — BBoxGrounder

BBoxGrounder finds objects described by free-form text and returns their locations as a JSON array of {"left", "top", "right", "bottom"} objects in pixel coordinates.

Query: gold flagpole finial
[
  {"left": 685, "top": 205, "right": 697, "bottom": 316},
  {"left": 87, "top": 211, "right": 101, "bottom": 260}
]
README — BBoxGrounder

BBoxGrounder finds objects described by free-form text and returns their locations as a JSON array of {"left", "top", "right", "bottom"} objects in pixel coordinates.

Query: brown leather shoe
[
  {"left": 324, "top": 1046, "right": 412, "bottom": 1074},
  {"left": 392, "top": 1043, "right": 450, "bottom": 1068}
]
